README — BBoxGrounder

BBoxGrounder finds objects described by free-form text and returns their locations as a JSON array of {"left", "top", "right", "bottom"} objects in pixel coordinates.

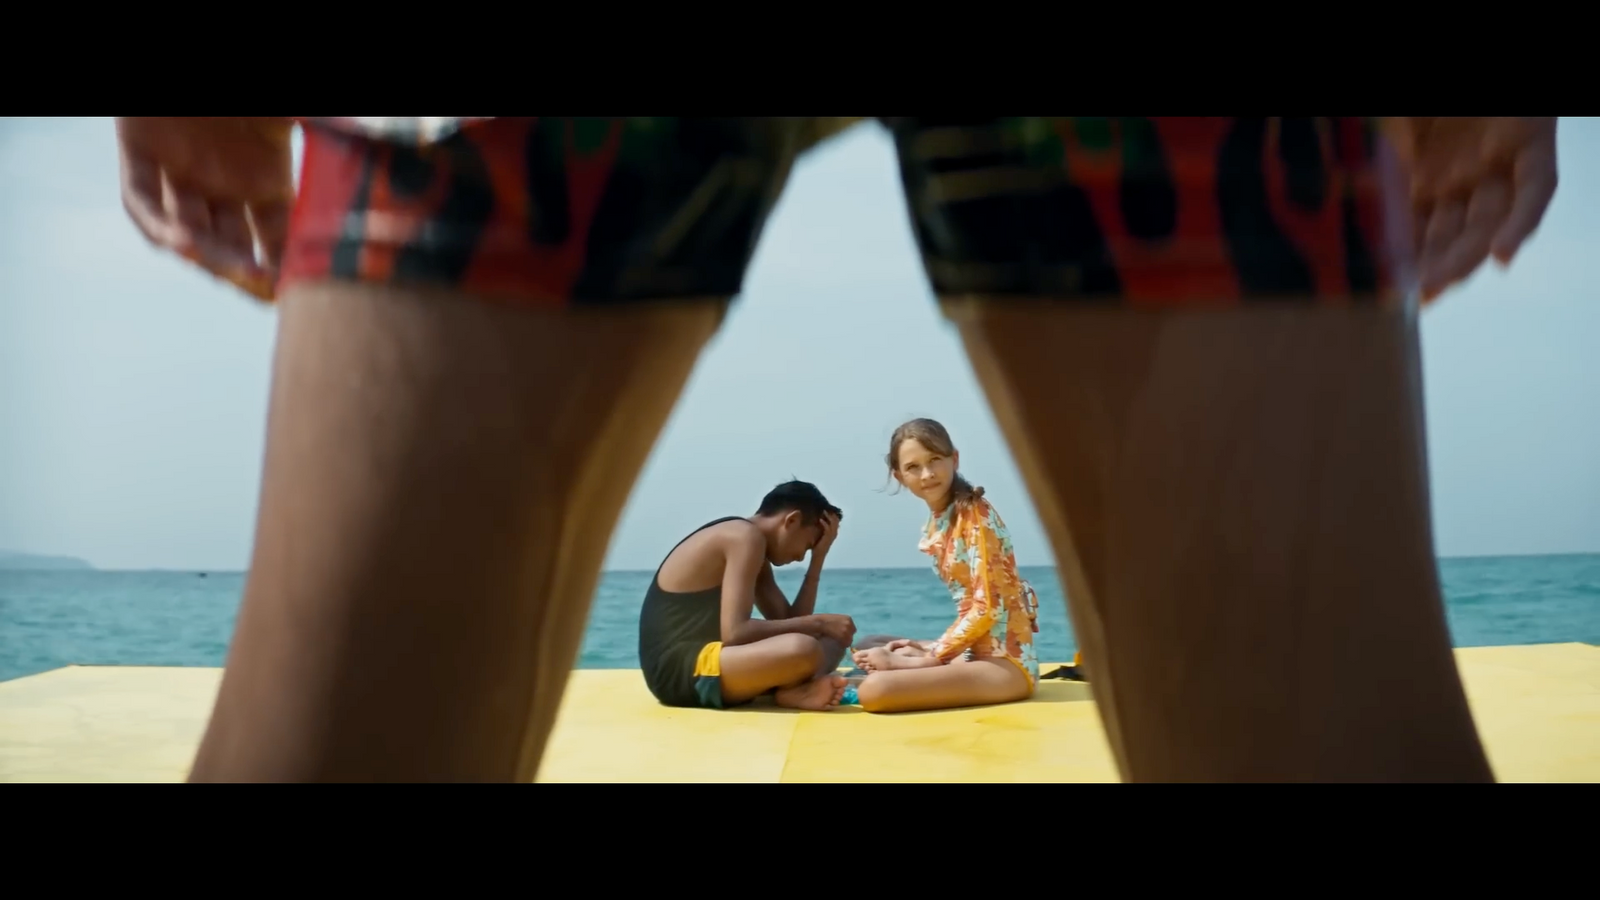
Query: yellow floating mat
[{"left": 2, "top": 644, "right": 1596, "bottom": 782}]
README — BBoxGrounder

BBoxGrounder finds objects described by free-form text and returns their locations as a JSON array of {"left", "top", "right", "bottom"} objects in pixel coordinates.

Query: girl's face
[{"left": 893, "top": 438, "right": 958, "bottom": 511}]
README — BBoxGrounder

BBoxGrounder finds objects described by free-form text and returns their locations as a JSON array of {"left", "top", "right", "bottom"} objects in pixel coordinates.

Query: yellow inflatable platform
[{"left": 2, "top": 643, "right": 1597, "bottom": 782}]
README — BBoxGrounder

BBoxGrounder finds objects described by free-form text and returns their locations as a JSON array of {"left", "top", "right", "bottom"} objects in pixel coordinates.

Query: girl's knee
[{"left": 854, "top": 676, "right": 895, "bottom": 713}]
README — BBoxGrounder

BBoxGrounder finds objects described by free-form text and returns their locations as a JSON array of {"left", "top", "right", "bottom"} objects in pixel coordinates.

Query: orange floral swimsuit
[{"left": 919, "top": 496, "right": 1041, "bottom": 688}]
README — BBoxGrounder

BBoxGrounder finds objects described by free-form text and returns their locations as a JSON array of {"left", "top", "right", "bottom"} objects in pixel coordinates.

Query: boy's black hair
[{"left": 755, "top": 479, "right": 843, "bottom": 525}]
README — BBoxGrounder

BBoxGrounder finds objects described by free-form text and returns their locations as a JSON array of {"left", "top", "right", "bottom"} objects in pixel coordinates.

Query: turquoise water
[{"left": 1, "top": 555, "right": 1597, "bottom": 683}]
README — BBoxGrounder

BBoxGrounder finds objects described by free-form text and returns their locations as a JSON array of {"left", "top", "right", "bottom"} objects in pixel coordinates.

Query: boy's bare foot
[{"left": 775, "top": 674, "right": 848, "bottom": 710}]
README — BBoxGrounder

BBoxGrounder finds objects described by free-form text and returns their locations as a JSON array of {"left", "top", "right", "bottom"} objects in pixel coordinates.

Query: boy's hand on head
[
  {"left": 117, "top": 117, "right": 296, "bottom": 301},
  {"left": 812, "top": 511, "right": 840, "bottom": 560}
]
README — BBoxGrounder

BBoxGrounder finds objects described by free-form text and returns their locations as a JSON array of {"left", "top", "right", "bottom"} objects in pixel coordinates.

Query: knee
[
  {"left": 770, "top": 633, "right": 825, "bottom": 679},
  {"left": 855, "top": 675, "right": 892, "bottom": 714}
]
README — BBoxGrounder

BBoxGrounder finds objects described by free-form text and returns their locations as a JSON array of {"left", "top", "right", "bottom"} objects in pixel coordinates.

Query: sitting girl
[{"left": 847, "top": 418, "right": 1040, "bottom": 713}]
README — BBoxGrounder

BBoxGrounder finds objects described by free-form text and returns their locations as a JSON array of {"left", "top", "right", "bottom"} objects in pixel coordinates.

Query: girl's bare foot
[
  {"left": 774, "top": 674, "right": 848, "bottom": 710},
  {"left": 855, "top": 647, "right": 893, "bottom": 672}
]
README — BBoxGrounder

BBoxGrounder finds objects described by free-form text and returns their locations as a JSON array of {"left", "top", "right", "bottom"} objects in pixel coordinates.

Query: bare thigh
[
  {"left": 950, "top": 302, "right": 1493, "bottom": 782},
  {"left": 855, "top": 656, "right": 1034, "bottom": 714},
  {"left": 716, "top": 633, "right": 844, "bottom": 704},
  {"left": 186, "top": 282, "right": 723, "bottom": 782}
]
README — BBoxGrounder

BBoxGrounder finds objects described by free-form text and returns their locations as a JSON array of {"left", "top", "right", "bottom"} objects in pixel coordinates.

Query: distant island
[{"left": 0, "top": 550, "right": 95, "bottom": 571}]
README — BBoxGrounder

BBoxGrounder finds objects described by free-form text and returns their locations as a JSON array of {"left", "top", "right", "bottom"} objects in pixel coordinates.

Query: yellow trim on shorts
[{"left": 693, "top": 641, "right": 723, "bottom": 678}]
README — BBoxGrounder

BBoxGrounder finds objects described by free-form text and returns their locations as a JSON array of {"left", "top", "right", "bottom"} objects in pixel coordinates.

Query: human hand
[
  {"left": 117, "top": 117, "right": 296, "bottom": 301},
  {"left": 811, "top": 511, "right": 840, "bottom": 561},
  {"left": 812, "top": 613, "right": 856, "bottom": 646},
  {"left": 1382, "top": 117, "right": 1559, "bottom": 303}
]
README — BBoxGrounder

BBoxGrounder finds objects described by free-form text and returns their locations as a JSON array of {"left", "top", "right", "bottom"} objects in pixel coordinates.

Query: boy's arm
[
  {"left": 720, "top": 526, "right": 821, "bottom": 646},
  {"left": 753, "top": 563, "right": 793, "bottom": 620},
  {"left": 753, "top": 525, "right": 830, "bottom": 620}
]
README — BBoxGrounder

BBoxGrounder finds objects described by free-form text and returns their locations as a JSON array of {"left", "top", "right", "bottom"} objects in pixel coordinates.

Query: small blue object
[{"left": 840, "top": 684, "right": 859, "bottom": 706}]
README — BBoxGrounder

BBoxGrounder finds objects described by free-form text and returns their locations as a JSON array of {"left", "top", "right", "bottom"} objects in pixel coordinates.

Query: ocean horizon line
[{"left": 17, "top": 549, "right": 1600, "bottom": 575}]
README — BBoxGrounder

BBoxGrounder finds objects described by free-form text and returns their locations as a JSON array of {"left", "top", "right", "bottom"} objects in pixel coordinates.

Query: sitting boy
[{"left": 638, "top": 480, "right": 857, "bottom": 710}]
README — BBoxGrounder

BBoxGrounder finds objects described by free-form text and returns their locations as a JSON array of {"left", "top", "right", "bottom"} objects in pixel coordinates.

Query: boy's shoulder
[
  {"left": 671, "top": 517, "right": 760, "bottom": 560},
  {"left": 704, "top": 516, "right": 760, "bottom": 539}
]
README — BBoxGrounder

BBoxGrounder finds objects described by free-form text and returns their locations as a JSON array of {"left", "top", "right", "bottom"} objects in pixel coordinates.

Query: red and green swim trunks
[{"left": 279, "top": 117, "right": 1415, "bottom": 310}]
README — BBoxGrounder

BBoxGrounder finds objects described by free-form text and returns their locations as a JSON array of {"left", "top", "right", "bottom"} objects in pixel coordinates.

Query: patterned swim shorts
[{"left": 280, "top": 117, "right": 1415, "bottom": 310}]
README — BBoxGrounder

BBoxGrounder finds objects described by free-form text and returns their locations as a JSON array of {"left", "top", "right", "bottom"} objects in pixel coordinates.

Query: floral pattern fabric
[{"left": 919, "top": 496, "right": 1040, "bottom": 684}]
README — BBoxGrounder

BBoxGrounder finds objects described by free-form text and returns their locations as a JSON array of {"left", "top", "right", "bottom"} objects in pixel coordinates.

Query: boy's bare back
[{"left": 655, "top": 519, "right": 762, "bottom": 595}]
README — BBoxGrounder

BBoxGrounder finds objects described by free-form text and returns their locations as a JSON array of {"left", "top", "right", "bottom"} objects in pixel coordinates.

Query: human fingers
[
  {"left": 168, "top": 179, "right": 213, "bottom": 245},
  {"left": 123, "top": 156, "right": 266, "bottom": 287},
  {"left": 1384, "top": 117, "right": 1469, "bottom": 201},
  {"left": 1407, "top": 118, "right": 1493, "bottom": 202},
  {"left": 1492, "top": 141, "right": 1559, "bottom": 266},
  {"left": 120, "top": 149, "right": 176, "bottom": 250},
  {"left": 249, "top": 198, "right": 292, "bottom": 275},
  {"left": 171, "top": 194, "right": 277, "bottom": 298},
  {"left": 1417, "top": 197, "right": 1466, "bottom": 301},
  {"left": 212, "top": 265, "right": 277, "bottom": 301},
  {"left": 1426, "top": 177, "right": 1511, "bottom": 301},
  {"left": 190, "top": 200, "right": 273, "bottom": 289},
  {"left": 209, "top": 200, "right": 256, "bottom": 265}
]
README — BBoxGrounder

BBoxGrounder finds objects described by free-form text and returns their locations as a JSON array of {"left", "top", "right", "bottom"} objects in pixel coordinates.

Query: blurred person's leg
[
  {"left": 188, "top": 118, "right": 841, "bottom": 781},
  {"left": 887, "top": 117, "right": 1495, "bottom": 781}
]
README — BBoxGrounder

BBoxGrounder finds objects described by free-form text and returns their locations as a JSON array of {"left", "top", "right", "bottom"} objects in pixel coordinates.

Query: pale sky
[{"left": 1, "top": 117, "right": 1596, "bottom": 572}]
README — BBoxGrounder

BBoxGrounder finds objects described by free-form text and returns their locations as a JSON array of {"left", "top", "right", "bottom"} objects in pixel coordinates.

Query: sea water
[{"left": 2, "top": 556, "right": 1597, "bottom": 683}]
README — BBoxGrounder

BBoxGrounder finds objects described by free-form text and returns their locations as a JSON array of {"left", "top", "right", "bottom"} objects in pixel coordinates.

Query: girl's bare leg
[{"left": 855, "top": 657, "right": 1033, "bottom": 714}]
